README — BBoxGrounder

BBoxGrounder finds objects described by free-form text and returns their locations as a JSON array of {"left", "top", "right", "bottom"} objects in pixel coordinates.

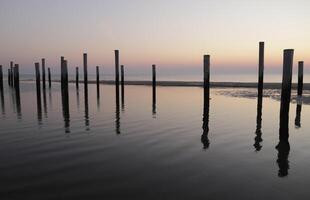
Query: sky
[{"left": 0, "top": 0, "right": 309, "bottom": 76}]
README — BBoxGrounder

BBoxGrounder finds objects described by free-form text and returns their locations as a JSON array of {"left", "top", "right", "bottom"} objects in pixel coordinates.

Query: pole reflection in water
[
  {"left": 0, "top": 84, "right": 4, "bottom": 116},
  {"left": 61, "top": 85, "right": 70, "bottom": 133},
  {"left": 84, "top": 85, "right": 90, "bottom": 131},
  {"left": 276, "top": 49, "right": 293, "bottom": 177},
  {"left": 97, "top": 85, "right": 100, "bottom": 110},
  {"left": 115, "top": 86, "right": 121, "bottom": 134},
  {"left": 201, "top": 55, "right": 210, "bottom": 150},
  {"left": 295, "top": 104, "right": 302, "bottom": 128},
  {"left": 15, "top": 84, "right": 21, "bottom": 119},
  {"left": 42, "top": 87, "right": 47, "bottom": 118},
  {"left": 35, "top": 63, "right": 42, "bottom": 125},
  {"left": 254, "top": 90, "right": 263, "bottom": 151}
]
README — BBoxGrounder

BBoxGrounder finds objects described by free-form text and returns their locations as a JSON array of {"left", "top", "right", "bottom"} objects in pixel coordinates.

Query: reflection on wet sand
[
  {"left": 295, "top": 104, "right": 302, "bottom": 128},
  {"left": 201, "top": 93, "right": 210, "bottom": 150},
  {"left": 254, "top": 92, "right": 263, "bottom": 151}
]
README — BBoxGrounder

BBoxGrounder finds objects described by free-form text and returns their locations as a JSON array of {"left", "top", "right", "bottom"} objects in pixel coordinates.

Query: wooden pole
[
  {"left": 76, "top": 67, "right": 79, "bottom": 89},
  {"left": 297, "top": 61, "right": 304, "bottom": 98},
  {"left": 14, "top": 64, "right": 20, "bottom": 91},
  {"left": 258, "top": 42, "right": 264, "bottom": 97},
  {"left": 0, "top": 65, "right": 3, "bottom": 89},
  {"left": 8, "top": 69, "right": 10, "bottom": 86},
  {"left": 35, "top": 63, "right": 41, "bottom": 91},
  {"left": 115, "top": 50, "right": 119, "bottom": 86},
  {"left": 279, "top": 49, "right": 294, "bottom": 142},
  {"left": 152, "top": 64, "right": 156, "bottom": 115},
  {"left": 48, "top": 67, "right": 51, "bottom": 88},
  {"left": 204, "top": 55, "right": 210, "bottom": 103},
  {"left": 121, "top": 65, "right": 124, "bottom": 88},
  {"left": 64, "top": 60, "right": 68, "bottom": 90},
  {"left": 42, "top": 58, "right": 46, "bottom": 89},
  {"left": 121, "top": 65, "right": 124, "bottom": 106},
  {"left": 10, "top": 61, "right": 14, "bottom": 87},
  {"left": 61, "top": 56, "right": 65, "bottom": 89},
  {"left": 83, "top": 53, "right": 88, "bottom": 86},
  {"left": 96, "top": 66, "right": 99, "bottom": 87}
]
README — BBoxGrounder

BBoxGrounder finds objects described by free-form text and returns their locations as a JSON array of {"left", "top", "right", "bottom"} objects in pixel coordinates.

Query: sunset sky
[{"left": 0, "top": 0, "right": 309, "bottom": 76}]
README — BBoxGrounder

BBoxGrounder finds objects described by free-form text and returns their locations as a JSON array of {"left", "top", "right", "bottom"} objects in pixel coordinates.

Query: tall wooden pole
[
  {"left": 96, "top": 66, "right": 100, "bottom": 88},
  {"left": 204, "top": 55, "right": 210, "bottom": 104},
  {"left": 10, "top": 61, "right": 14, "bottom": 87},
  {"left": 61, "top": 56, "right": 65, "bottom": 90},
  {"left": 0, "top": 65, "right": 3, "bottom": 90},
  {"left": 258, "top": 42, "right": 264, "bottom": 97},
  {"left": 297, "top": 61, "right": 304, "bottom": 98},
  {"left": 115, "top": 50, "right": 120, "bottom": 87},
  {"left": 279, "top": 49, "right": 294, "bottom": 142},
  {"left": 152, "top": 64, "right": 156, "bottom": 115},
  {"left": 48, "top": 67, "right": 51, "bottom": 88},
  {"left": 42, "top": 58, "right": 46, "bottom": 89},
  {"left": 83, "top": 53, "right": 88, "bottom": 86}
]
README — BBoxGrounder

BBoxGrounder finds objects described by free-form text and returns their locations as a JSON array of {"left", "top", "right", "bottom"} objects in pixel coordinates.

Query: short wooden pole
[
  {"left": 35, "top": 63, "right": 41, "bottom": 91},
  {"left": 297, "top": 61, "right": 303, "bottom": 97},
  {"left": 48, "top": 67, "right": 51, "bottom": 88},
  {"left": 96, "top": 66, "right": 100, "bottom": 87},
  {"left": 83, "top": 53, "right": 88, "bottom": 86},
  {"left": 42, "top": 58, "right": 46, "bottom": 89},
  {"left": 121, "top": 65, "right": 124, "bottom": 105},
  {"left": 258, "top": 42, "right": 264, "bottom": 96},
  {"left": 76, "top": 67, "right": 79, "bottom": 89}
]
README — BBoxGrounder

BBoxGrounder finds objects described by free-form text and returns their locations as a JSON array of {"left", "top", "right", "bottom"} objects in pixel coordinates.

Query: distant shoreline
[{"left": 21, "top": 79, "right": 310, "bottom": 90}]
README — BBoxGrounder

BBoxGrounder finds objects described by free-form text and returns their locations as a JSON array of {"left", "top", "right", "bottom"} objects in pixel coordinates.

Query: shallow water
[{"left": 1, "top": 82, "right": 310, "bottom": 199}]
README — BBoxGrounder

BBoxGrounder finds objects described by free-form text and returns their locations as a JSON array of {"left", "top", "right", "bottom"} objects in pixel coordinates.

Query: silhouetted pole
[
  {"left": 0, "top": 65, "right": 3, "bottom": 90},
  {"left": 14, "top": 64, "right": 20, "bottom": 91},
  {"left": 152, "top": 64, "right": 156, "bottom": 114},
  {"left": 121, "top": 65, "right": 125, "bottom": 108},
  {"left": 279, "top": 49, "right": 294, "bottom": 142},
  {"left": 96, "top": 66, "right": 100, "bottom": 88},
  {"left": 295, "top": 61, "right": 303, "bottom": 128},
  {"left": 35, "top": 62, "right": 42, "bottom": 124},
  {"left": 76, "top": 67, "right": 79, "bottom": 89},
  {"left": 42, "top": 58, "right": 46, "bottom": 89},
  {"left": 48, "top": 67, "right": 51, "bottom": 88},
  {"left": 297, "top": 61, "right": 303, "bottom": 98},
  {"left": 258, "top": 42, "right": 264, "bottom": 97},
  {"left": 60, "top": 56, "right": 65, "bottom": 89},
  {"left": 204, "top": 55, "right": 210, "bottom": 102},
  {"left": 115, "top": 50, "right": 120, "bottom": 87},
  {"left": 10, "top": 61, "right": 14, "bottom": 87},
  {"left": 83, "top": 53, "right": 88, "bottom": 87},
  {"left": 64, "top": 60, "right": 68, "bottom": 90},
  {"left": 8, "top": 69, "right": 10, "bottom": 86}
]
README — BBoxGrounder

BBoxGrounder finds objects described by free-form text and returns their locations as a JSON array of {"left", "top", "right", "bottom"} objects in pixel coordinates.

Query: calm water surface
[{"left": 1, "top": 82, "right": 310, "bottom": 199}]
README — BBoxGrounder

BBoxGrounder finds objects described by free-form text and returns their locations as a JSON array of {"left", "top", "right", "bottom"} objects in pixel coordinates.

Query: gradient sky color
[{"left": 0, "top": 0, "right": 309, "bottom": 75}]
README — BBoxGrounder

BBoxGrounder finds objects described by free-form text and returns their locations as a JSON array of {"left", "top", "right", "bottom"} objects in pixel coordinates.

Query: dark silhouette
[
  {"left": 96, "top": 66, "right": 100, "bottom": 109},
  {"left": 115, "top": 88, "right": 121, "bottom": 134},
  {"left": 0, "top": 65, "right": 3, "bottom": 91},
  {"left": 254, "top": 92, "right": 263, "bottom": 151},
  {"left": 43, "top": 85, "right": 47, "bottom": 118},
  {"left": 152, "top": 65, "right": 156, "bottom": 117},
  {"left": 275, "top": 49, "right": 294, "bottom": 177},
  {"left": 295, "top": 61, "right": 303, "bottom": 128},
  {"left": 295, "top": 104, "right": 301, "bottom": 128},
  {"left": 61, "top": 81, "right": 70, "bottom": 133},
  {"left": 83, "top": 53, "right": 88, "bottom": 88},
  {"left": 84, "top": 84, "right": 90, "bottom": 131},
  {"left": 0, "top": 67, "right": 4, "bottom": 115},
  {"left": 35, "top": 63, "right": 42, "bottom": 124},
  {"left": 121, "top": 65, "right": 125, "bottom": 111},
  {"left": 42, "top": 58, "right": 46, "bottom": 90},
  {"left": 48, "top": 67, "right": 51, "bottom": 88},
  {"left": 201, "top": 90, "right": 210, "bottom": 150},
  {"left": 254, "top": 42, "right": 264, "bottom": 151},
  {"left": 201, "top": 55, "right": 210, "bottom": 149},
  {"left": 76, "top": 67, "right": 79, "bottom": 89}
]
